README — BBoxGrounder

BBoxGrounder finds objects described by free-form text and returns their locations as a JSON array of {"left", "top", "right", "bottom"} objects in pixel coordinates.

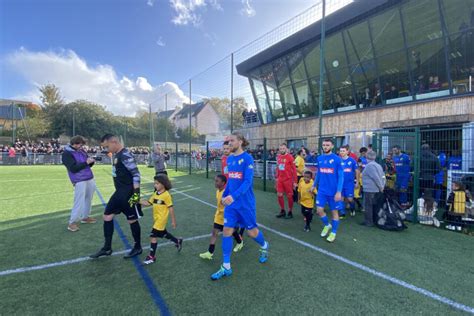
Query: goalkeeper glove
[{"left": 128, "top": 188, "right": 140, "bottom": 207}]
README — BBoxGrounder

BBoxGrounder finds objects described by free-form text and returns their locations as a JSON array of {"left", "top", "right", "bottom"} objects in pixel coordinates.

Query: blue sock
[
  {"left": 253, "top": 231, "right": 266, "bottom": 248},
  {"left": 320, "top": 215, "right": 329, "bottom": 226},
  {"left": 331, "top": 219, "right": 340, "bottom": 234},
  {"left": 340, "top": 209, "right": 346, "bottom": 216},
  {"left": 222, "top": 236, "right": 232, "bottom": 267}
]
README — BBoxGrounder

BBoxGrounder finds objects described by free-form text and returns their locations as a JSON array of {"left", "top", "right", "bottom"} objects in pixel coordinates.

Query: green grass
[{"left": 0, "top": 165, "right": 473, "bottom": 315}]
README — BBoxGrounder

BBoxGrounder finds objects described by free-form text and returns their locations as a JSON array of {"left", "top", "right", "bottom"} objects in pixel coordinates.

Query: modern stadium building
[{"left": 236, "top": 0, "right": 474, "bottom": 159}]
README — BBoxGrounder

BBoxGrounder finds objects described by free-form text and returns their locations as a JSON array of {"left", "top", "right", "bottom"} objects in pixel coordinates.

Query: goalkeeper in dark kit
[{"left": 90, "top": 134, "right": 143, "bottom": 259}]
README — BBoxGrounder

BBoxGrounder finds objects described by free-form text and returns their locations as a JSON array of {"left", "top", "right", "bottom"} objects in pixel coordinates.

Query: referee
[{"left": 90, "top": 134, "right": 143, "bottom": 259}]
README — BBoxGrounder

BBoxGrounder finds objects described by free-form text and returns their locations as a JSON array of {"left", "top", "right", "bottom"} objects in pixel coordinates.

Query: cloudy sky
[{"left": 0, "top": 0, "right": 330, "bottom": 115}]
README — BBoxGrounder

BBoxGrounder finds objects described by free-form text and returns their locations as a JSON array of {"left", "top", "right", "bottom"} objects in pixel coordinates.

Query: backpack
[{"left": 376, "top": 194, "right": 408, "bottom": 231}]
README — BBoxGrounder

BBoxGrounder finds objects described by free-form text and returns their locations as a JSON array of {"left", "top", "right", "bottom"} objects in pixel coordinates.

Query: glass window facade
[{"left": 247, "top": 0, "right": 474, "bottom": 124}]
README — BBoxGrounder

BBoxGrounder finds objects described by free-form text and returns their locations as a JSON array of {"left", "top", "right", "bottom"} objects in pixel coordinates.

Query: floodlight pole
[
  {"left": 231, "top": 53, "right": 234, "bottom": 133},
  {"left": 317, "top": 0, "right": 326, "bottom": 151},
  {"left": 165, "top": 94, "right": 168, "bottom": 150},
  {"left": 72, "top": 107, "right": 76, "bottom": 136}
]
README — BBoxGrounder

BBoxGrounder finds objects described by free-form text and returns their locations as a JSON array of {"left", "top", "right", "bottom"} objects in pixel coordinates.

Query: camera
[{"left": 92, "top": 156, "right": 103, "bottom": 161}]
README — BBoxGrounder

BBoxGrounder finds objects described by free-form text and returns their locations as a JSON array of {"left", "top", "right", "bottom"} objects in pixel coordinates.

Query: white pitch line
[
  {"left": 0, "top": 233, "right": 210, "bottom": 277},
  {"left": 171, "top": 187, "right": 474, "bottom": 315}
]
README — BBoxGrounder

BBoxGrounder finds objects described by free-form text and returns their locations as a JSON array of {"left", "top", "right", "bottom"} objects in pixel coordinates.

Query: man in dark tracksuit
[{"left": 90, "top": 134, "right": 143, "bottom": 259}]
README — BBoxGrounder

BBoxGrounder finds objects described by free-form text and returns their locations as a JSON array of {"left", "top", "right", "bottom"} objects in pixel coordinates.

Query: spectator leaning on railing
[{"left": 62, "top": 135, "right": 97, "bottom": 232}]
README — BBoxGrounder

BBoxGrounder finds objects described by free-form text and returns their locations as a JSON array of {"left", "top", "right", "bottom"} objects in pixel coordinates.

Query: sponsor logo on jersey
[
  {"left": 229, "top": 171, "right": 243, "bottom": 179},
  {"left": 343, "top": 168, "right": 352, "bottom": 173},
  {"left": 319, "top": 167, "right": 334, "bottom": 174}
]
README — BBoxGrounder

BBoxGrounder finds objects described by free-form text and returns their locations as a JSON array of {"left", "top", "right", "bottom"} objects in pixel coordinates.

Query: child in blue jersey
[
  {"left": 339, "top": 145, "right": 360, "bottom": 217},
  {"left": 211, "top": 132, "right": 269, "bottom": 281},
  {"left": 312, "top": 139, "right": 344, "bottom": 243},
  {"left": 392, "top": 145, "right": 411, "bottom": 208}
]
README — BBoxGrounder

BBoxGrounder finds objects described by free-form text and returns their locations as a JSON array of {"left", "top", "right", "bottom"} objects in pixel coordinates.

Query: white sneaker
[
  {"left": 456, "top": 226, "right": 462, "bottom": 231},
  {"left": 433, "top": 218, "right": 440, "bottom": 228}
]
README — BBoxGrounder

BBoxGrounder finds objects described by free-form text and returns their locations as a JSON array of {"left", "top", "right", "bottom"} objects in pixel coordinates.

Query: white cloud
[
  {"left": 169, "top": 0, "right": 223, "bottom": 27},
  {"left": 169, "top": 0, "right": 205, "bottom": 26},
  {"left": 156, "top": 36, "right": 166, "bottom": 47},
  {"left": 4, "top": 48, "right": 189, "bottom": 116},
  {"left": 147, "top": 0, "right": 154, "bottom": 7},
  {"left": 240, "top": 0, "right": 255, "bottom": 17}
]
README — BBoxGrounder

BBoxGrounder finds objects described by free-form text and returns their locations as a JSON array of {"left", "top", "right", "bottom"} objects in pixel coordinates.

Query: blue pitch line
[{"left": 95, "top": 188, "right": 171, "bottom": 316}]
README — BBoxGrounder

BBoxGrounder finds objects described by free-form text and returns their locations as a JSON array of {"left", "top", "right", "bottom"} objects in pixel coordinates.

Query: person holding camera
[
  {"left": 152, "top": 144, "right": 167, "bottom": 175},
  {"left": 62, "top": 135, "right": 97, "bottom": 232}
]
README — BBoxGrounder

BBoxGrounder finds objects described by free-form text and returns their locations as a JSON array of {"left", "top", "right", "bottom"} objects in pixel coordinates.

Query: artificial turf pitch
[{"left": 0, "top": 165, "right": 473, "bottom": 315}]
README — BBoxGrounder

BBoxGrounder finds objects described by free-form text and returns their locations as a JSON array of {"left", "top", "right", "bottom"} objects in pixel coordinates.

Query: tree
[
  {"left": 16, "top": 116, "right": 50, "bottom": 139},
  {"left": 51, "top": 100, "right": 118, "bottom": 139},
  {"left": 39, "top": 84, "right": 65, "bottom": 117}
]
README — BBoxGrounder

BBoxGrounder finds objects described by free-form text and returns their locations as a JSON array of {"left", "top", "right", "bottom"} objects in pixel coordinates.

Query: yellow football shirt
[
  {"left": 148, "top": 190, "right": 173, "bottom": 230},
  {"left": 295, "top": 155, "right": 305, "bottom": 176},
  {"left": 298, "top": 178, "right": 316, "bottom": 208},
  {"left": 214, "top": 189, "right": 225, "bottom": 225}
]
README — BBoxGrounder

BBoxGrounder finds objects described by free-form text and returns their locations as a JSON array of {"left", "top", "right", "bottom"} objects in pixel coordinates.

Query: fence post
[
  {"left": 412, "top": 127, "right": 421, "bottom": 223},
  {"left": 175, "top": 142, "right": 178, "bottom": 172},
  {"left": 263, "top": 137, "right": 267, "bottom": 192},
  {"left": 206, "top": 141, "right": 209, "bottom": 179}
]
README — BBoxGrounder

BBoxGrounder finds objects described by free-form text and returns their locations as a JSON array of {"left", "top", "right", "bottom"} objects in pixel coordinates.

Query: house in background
[
  {"left": 172, "top": 101, "right": 220, "bottom": 136},
  {"left": 157, "top": 108, "right": 179, "bottom": 121}
]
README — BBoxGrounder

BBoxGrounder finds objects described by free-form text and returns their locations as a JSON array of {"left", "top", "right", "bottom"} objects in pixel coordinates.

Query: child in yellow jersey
[
  {"left": 199, "top": 175, "right": 244, "bottom": 260},
  {"left": 298, "top": 170, "right": 317, "bottom": 232},
  {"left": 140, "top": 174, "right": 182, "bottom": 265},
  {"left": 446, "top": 181, "right": 471, "bottom": 231}
]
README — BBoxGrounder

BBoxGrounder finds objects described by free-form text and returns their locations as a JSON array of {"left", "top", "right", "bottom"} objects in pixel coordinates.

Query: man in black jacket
[
  {"left": 420, "top": 144, "right": 441, "bottom": 195},
  {"left": 90, "top": 134, "right": 143, "bottom": 259}
]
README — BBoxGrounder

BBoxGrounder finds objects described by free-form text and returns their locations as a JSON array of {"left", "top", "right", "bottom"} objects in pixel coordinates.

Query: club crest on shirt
[
  {"left": 238, "top": 158, "right": 244, "bottom": 165},
  {"left": 153, "top": 199, "right": 164, "bottom": 205},
  {"left": 329, "top": 159, "right": 334, "bottom": 164},
  {"left": 114, "top": 158, "right": 118, "bottom": 165}
]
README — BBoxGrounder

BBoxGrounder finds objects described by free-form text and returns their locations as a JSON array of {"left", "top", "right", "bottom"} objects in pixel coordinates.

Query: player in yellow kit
[
  {"left": 199, "top": 174, "right": 244, "bottom": 260},
  {"left": 298, "top": 170, "right": 317, "bottom": 232}
]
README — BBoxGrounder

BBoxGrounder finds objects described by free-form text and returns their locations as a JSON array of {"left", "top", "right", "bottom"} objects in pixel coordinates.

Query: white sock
[
  {"left": 223, "top": 263, "right": 231, "bottom": 270},
  {"left": 261, "top": 241, "right": 268, "bottom": 250}
]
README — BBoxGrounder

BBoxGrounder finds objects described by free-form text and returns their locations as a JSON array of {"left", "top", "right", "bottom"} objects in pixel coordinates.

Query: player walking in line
[
  {"left": 275, "top": 143, "right": 297, "bottom": 219},
  {"left": 199, "top": 174, "right": 244, "bottom": 260},
  {"left": 90, "top": 134, "right": 143, "bottom": 259},
  {"left": 210, "top": 132, "right": 269, "bottom": 281},
  {"left": 339, "top": 145, "right": 360, "bottom": 217},
  {"left": 312, "top": 139, "right": 344, "bottom": 243}
]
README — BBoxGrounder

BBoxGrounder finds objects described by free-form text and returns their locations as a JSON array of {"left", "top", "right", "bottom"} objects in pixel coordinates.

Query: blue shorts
[
  {"left": 316, "top": 194, "right": 343, "bottom": 211},
  {"left": 224, "top": 207, "right": 258, "bottom": 230},
  {"left": 396, "top": 175, "right": 410, "bottom": 190},
  {"left": 342, "top": 184, "right": 354, "bottom": 198}
]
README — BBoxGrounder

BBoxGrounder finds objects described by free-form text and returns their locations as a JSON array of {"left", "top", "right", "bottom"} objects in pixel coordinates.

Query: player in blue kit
[
  {"left": 392, "top": 145, "right": 411, "bottom": 208},
  {"left": 448, "top": 151, "right": 462, "bottom": 171},
  {"left": 312, "top": 139, "right": 344, "bottom": 243},
  {"left": 339, "top": 145, "right": 360, "bottom": 217},
  {"left": 210, "top": 132, "right": 269, "bottom": 281}
]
